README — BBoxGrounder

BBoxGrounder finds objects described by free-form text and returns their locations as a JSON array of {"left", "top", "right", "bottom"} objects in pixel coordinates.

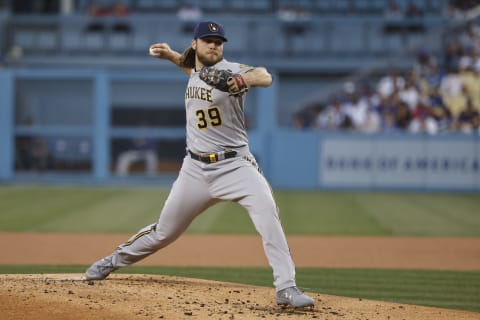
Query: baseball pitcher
[{"left": 85, "top": 20, "right": 314, "bottom": 308}]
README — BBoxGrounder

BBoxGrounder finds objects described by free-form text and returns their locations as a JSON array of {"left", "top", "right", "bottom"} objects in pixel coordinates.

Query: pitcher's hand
[{"left": 149, "top": 43, "right": 175, "bottom": 60}]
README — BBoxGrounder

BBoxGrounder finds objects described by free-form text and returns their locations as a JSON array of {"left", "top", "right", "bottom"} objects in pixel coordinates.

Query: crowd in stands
[
  {"left": 86, "top": 0, "right": 129, "bottom": 17},
  {"left": 384, "top": 0, "right": 425, "bottom": 19},
  {"left": 5, "top": 0, "right": 480, "bottom": 137},
  {"left": 292, "top": 13, "right": 480, "bottom": 135},
  {"left": 5, "top": 0, "right": 454, "bottom": 15}
]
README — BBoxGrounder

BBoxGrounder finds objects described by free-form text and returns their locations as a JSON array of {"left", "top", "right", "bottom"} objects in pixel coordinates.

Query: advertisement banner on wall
[{"left": 319, "top": 137, "right": 479, "bottom": 190}]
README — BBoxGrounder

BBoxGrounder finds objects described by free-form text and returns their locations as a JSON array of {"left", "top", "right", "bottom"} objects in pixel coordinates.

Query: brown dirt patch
[
  {"left": 1, "top": 232, "right": 480, "bottom": 319},
  {"left": 1, "top": 274, "right": 480, "bottom": 320},
  {"left": 1, "top": 233, "right": 480, "bottom": 270}
]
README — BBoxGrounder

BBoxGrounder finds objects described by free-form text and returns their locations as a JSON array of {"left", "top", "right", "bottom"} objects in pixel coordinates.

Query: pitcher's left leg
[
  {"left": 211, "top": 160, "right": 296, "bottom": 291},
  {"left": 238, "top": 169, "right": 296, "bottom": 291},
  {"left": 232, "top": 165, "right": 315, "bottom": 307}
]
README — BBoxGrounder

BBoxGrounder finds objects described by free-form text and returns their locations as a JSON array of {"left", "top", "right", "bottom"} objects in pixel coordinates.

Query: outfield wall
[
  {"left": 266, "top": 131, "right": 480, "bottom": 191},
  {"left": 1, "top": 70, "right": 479, "bottom": 192}
]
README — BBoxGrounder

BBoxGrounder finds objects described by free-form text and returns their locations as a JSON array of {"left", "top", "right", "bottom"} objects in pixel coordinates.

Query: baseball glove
[{"left": 199, "top": 66, "right": 248, "bottom": 95}]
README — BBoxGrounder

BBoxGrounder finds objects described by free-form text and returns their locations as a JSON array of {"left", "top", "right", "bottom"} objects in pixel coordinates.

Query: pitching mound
[{"left": 1, "top": 274, "right": 479, "bottom": 320}]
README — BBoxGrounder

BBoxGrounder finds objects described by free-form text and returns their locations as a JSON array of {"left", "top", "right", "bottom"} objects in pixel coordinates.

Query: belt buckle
[{"left": 209, "top": 153, "right": 217, "bottom": 163}]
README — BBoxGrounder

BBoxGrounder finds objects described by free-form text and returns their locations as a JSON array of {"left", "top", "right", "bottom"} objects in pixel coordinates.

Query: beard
[{"left": 197, "top": 50, "right": 223, "bottom": 67}]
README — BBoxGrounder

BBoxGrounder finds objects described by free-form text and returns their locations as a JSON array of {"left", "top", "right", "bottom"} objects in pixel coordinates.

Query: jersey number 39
[{"left": 196, "top": 107, "right": 222, "bottom": 129}]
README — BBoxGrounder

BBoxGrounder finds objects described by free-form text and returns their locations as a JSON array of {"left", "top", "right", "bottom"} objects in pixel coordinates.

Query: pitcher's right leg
[{"left": 86, "top": 157, "right": 214, "bottom": 279}]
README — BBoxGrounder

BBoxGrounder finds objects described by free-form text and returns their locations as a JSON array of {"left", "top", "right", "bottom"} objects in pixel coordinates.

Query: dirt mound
[{"left": 1, "top": 274, "right": 479, "bottom": 320}]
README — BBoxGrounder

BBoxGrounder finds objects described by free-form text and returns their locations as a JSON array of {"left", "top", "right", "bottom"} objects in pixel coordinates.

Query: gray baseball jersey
[
  {"left": 186, "top": 59, "right": 250, "bottom": 154},
  {"left": 104, "top": 59, "right": 297, "bottom": 292}
]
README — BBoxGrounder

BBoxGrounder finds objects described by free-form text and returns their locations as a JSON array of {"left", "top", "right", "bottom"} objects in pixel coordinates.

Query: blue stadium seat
[
  {"left": 83, "top": 30, "right": 105, "bottom": 50},
  {"left": 13, "top": 29, "right": 36, "bottom": 50},
  {"left": 230, "top": 0, "right": 271, "bottom": 12},
  {"left": 198, "top": 0, "right": 224, "bottom": 12},
  {"left": 37, "top": 30, "right": 57, "bottom": 50},
  {"left": 135, "top": 0, "right": 178, "bottom": 12},
  {"left": 352, "top": 0, "right": 386, "bottom": 14},
  {"left": 14, "top": 30, "right": 57, "bottom": 52},
  {"left": 277, "top": 0, "right": 314, "bottom": 11},
  {"left": 329, "top": 0, "right": 352, "bottom": 13},
  {"left": 61, "top": 26, "right": 83, "bottom": 52},
  {"left": 330, "top": 24, "right": 365, "bottom": 53}
]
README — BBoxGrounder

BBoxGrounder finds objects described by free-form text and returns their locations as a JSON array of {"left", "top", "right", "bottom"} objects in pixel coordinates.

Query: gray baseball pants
[{"left": 111, "top": 152, "right": 297, "bottom": 291}]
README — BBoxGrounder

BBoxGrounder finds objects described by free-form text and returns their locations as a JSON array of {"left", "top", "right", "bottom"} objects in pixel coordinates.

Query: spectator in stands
[
  {"left": 394, "top": 101, "right": 413, "bottom": 131},
  {"left": 111, "top": 0, "right": 131, "bottom": 33},
  {"left": 409, "top": 102, "right": 438, "bottom": 135},
  {"left": 440, "top": 65, "right": 466, "bottom": 117},
  {"left": 383, "top": 0, "right": 403, "bottom": 20},
  {"left": 428, "top": 87, "right": 454, "bottom": 133},
  {"left": 16, "top": 136, "right": 50, "bottom": 171},
  {"left": 359, "top": 104, "right": 381, "bottom": 134},
  {"left": 419, "top": 63, "right": 443, "bottom": 94},
  {"left": 15, "top": 116, "right": 49, "bottom": 171},
  {"left": 383, "top": 0, "right": 413, "bottom": 34},
  {"left": 442, "top": 40, "right": 462, "bottom": 72},
  {"left": 455, "top": 98, "right": 480, "bottom": 133},
  {"left": 413, "top": 50, "right": 438, "bottom": 80},
  {"left": 111, "top": 0, "right": 129, "bottom": 16},
  {"left": 403, "top": 1, "right": 425, "bottom": 33},
  {"left": 459, "top": 48, "right": 480, "bottom": 108},
  {"left": 343, "top": 92, "right": 369, "bottom": 130},
  {"left": 277, "top": 5, "right": 312, "bottom": 55},
  {"left": 115, "top": 132, "right": 158, "bottom": 177},
  {"left": 177, "top": 4, "right": 203, "bottom": 34},
  {"left": 458, "top": 21, "right": 480, "bottom": 53},
  {"left": 446, "top": 0, "right": 480, "bottom": 18},
  {"left": 280, "top": 6, "right": 311, "bottom": 33},
  {"left": 87, "top": 1, "right": 110, "bottom": 16},
  {"left": 399, "top": 73, "right": 421, "bottom": 111},
  {"left": 429, "top": 86, "right": 446, "bottom": 109},
  {"left": 291, "top": 14, "right": 480, "bottom": 135},
  {"left": 85, "top": 0, "right": 131, "bottom": 33},
  {"left": 291, "top": 112, "right": 309, "bottom": 130},
  {"left": 377, "top": 68, "right": 405, "bottom": 99},
  {"left": 85, "top": 1, "right": 110, "bottom": 33},
  {"left": 459, "top": 46, "right": 477, "bottom": 72},
  {"left": 357, "top": 81, "right": 380, "bottom": 110},
  {"left": 315, "top": 96, "right": 352, "bottom": 131},
  {"left": 292, "top": 102, "right": 322, "bottom": 130},
  {"left": 405, "top": 1, "right": 423, "bottom": 17},
  {"left": 376, "top": 96, "right": 397, "bottom": 131},
  {"left": 443, "top": 0, "right": 466, "bottom": 20}
]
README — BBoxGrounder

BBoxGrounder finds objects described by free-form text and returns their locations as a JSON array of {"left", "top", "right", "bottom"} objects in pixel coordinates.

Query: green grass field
[
  {"left": 0, "top": 185, "right": 479, "bottom": 312},
  {"left": 1, "top": 185, "right": 479, "bottom": 236}
]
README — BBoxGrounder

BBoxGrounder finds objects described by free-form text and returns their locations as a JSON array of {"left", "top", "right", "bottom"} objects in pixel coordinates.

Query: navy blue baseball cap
[{"left": 193, "top": 21, "right": 228, "bottom": 42}]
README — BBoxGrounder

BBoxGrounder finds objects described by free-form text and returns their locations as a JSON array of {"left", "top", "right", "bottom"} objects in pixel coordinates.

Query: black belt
[{"left": 188, "top": 150, "right": 237, "bottom": 164}]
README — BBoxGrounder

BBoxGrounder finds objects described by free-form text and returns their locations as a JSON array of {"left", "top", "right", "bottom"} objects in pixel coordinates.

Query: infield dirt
[
  {"left": 1, "top": 233, "right": 480, "bottom": 319},
  {"left": 2, "top": 274, "right": 480, "bottom": 320}
]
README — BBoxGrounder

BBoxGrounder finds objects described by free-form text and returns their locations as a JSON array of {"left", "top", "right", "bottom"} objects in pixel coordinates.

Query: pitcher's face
[{"left": 193, "top": 37, "right": 224, "bottom": 67}]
